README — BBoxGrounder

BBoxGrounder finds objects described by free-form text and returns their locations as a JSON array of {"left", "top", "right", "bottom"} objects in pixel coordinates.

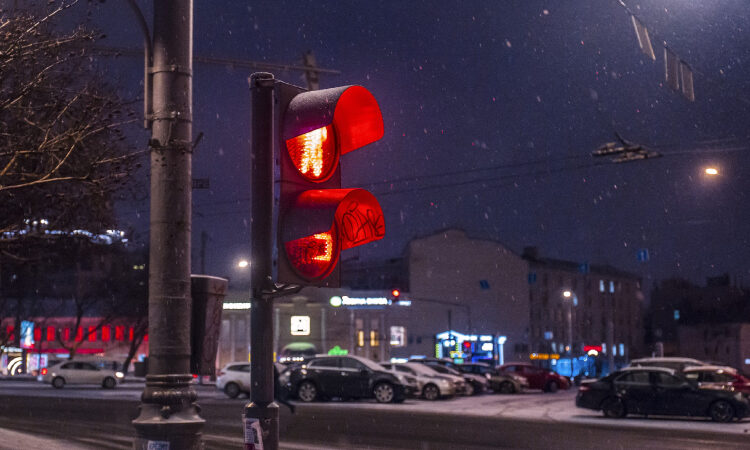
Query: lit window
[
  {"left": 673, "top": 310, "right": 680, "bottom": 321},
  {"left": 602, "top": 343, "right": 607, "bottom": 354},
  {"left": 115, "top": 326, "right": 125, "bottom": 341},
  {"left": 102, "top": 326, "right": 111, "bottom": 342},
  {"left": 357, "top": 330, "right": 364, "bottom": 347},
  {"left": 599, "top": 280, "right": 605, "bottom": 292},
  {"left": 129, "top": 327, "right": 134, "bottom": 342},
  {"left": 47, "top": 327, "right": 55, "bottom": 342},
  {"left": 609, "top": 281, "right": 615, "bottom": 293},
  {"left": 75, "top": 327, "right": 83, "bottom": 342},
  {"left": 619, "top": 343, "right": 625, "bottom": 356},
  {"left": 88, "top": 326, "right": 96, "bottom": 342},
  {"left": 370, "top": 330, "right": 380, "bottom": 347},
  {"left": 390, "top": 326, "right": 406, "bottom": 347}
]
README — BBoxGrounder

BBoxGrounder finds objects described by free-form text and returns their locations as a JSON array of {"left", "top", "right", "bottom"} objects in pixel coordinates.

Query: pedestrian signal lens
[
  {"left": 284, "top": 230, "right": 338, "bottom": 279},
  {"left": 286, "top": 125, "right": 337, "bottom": 182}
]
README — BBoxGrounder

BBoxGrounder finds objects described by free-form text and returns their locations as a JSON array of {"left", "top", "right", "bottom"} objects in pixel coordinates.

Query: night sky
[{"left": 80, "top": 1, "right": 750, "bottom": 290}]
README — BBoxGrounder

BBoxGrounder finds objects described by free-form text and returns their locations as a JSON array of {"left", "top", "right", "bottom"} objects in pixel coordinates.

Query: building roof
[{"left": 523, "top": 247, "right": 640, "bottom": 281}]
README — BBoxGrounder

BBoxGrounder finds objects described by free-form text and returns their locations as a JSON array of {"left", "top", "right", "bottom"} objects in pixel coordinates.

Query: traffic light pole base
[
  {"left": 132, "top": 374, "right": 205, "bottom": 450},
  {"left": 243, "top": 401, "right": 279, "bottom": 450}
]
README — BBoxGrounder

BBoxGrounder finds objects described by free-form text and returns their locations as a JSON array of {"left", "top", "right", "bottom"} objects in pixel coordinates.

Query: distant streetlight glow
[
  {"left": 705, "top": 167, "right": 719, "bottom": 176},
  {"left": 238, "top": 259, "right": 249, "bottom": 268},
  {"left": 562, "top": 290, "right": 572, "bottom": 298}
]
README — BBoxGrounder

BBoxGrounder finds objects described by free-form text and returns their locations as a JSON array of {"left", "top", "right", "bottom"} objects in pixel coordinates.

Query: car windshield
[{"left": 1, "top": 2, "right": 747, "bottom": 449}]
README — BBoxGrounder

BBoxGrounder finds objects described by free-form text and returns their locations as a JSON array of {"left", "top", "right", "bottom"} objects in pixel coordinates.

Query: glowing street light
[
  {"left": 238, "top": 259, "right": 250, "bottom": 269},
  {"left": 705, "top": 167, "right": 719, "bottom": 176}
]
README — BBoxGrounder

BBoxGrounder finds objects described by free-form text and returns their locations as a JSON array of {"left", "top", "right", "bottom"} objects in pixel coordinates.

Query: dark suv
[{"left": 285, "top": 355, "right": 406, "bottom": 403}]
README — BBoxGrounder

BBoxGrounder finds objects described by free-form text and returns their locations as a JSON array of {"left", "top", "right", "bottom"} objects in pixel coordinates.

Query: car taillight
[{"left": 41, "top": 368, "right": 48, "bottom": 376}]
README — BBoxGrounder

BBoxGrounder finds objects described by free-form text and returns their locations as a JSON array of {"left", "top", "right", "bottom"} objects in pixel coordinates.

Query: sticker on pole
[{"left": 243, "top": 416, "right": 264, "bottom": 450}]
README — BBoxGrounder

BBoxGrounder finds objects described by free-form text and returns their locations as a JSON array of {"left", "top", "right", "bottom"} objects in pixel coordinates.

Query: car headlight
[
  {"left": 115, "top": 372, "right": 124, "bottom": 378},
  {"left": 735, "top": 392, "right": 743, "bottom": 401}
]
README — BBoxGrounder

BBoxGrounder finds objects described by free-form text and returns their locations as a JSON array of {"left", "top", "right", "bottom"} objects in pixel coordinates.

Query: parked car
[
  {"left": 498, "top": 363, "right": 570, "bottom": 392},
  {"left": 683, "top": 365, "right": 750, "bottom": 395},
  {"left": 457, "top": 362, "right": 528, "bottom": 394},
  {"left": 381, "top": 362, "right": 456, "bottom": 400},
  {"left": 576, "top": 366, "right": 749, "bottom": 422},
  {"left": 628, "top": 357, "right": 707, "bottom": 371},
  {"left": 286, "top": 355, "right": 406, "bottom": 403},
  {"left": 410, "top": 358, "right": 486, "bottom": 395},
  {"left": 216, "top": 362, "right": 251, "bottom": 398},
  {"left": 38, "top": 361, "right": 124, "bottom": 389}
]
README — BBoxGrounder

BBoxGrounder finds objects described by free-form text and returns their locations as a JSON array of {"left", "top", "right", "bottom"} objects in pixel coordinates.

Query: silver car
[
  {"left": 385, "top": 362, "right": 457, "bottom": 400},
  {"left": 38, "top": 361, "right": 124, "bottom": 389}
]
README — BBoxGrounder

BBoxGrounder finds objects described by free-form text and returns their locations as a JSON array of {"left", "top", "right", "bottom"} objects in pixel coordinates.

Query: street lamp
[
  {"left": 237, "top": 259, "right": 250, "bottom": 269},
  {"left": 562, "top": 290, "right": 576, "bottom": 378},
  {"left": 705, "top": 167, "right": 719, "bottom": 176}
]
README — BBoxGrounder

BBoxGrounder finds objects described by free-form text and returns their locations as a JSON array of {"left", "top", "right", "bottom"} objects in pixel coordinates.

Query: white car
[
  {"left": 628, "top": 357, "right": 707, "bottom": 371},
  {"left": 216, "top": 362, "right": 251, "bottom": 398},
  {"left": 385, "top": 362, "right": 457, "bottom": 400},
  {"left": 38, "top": 361, "right": 123, "bottom": 389}
]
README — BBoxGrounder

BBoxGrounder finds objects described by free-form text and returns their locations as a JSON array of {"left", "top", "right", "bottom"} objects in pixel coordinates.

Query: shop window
[
  {"left": 47, "top": 326, "right": 55, "bottom": 342},
  {"left": 102, "top": 326, "right": 111, "bottom": 342},
  {"left": 75, "top": 327, "right": 83, "bottom": 342},
  {"left": 599, "top": 280, "right": 605, "bottom": 292},
  {"left": 115, "top": 326, "right": 125, "bottom": 341}
]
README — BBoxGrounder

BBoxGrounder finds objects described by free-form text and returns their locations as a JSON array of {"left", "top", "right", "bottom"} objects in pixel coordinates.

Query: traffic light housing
[{"left": 274, "top": 83, "right": 386, "bottom": 286}]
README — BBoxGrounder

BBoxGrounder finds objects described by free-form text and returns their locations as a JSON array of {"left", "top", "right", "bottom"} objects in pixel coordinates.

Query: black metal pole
[
  {"left": 244, "top": 72, "right": 279, "bottom": 450},
  {"left": 133, "top": 1, "right": 202, "bottom": 448}
]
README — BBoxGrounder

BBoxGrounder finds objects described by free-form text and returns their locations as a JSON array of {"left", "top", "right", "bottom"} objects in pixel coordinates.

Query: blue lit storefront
[
  {"left": 434, "top": 330, "right": 508, "bottom": 365},
  {"left": 530, "top": 346, "right": 604, "bottom": 378}
]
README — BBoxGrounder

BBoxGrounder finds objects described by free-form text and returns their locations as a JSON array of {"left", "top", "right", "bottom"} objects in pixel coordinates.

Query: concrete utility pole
[{"left": 132, "top": 1, "right": 202, "bottom": 448}]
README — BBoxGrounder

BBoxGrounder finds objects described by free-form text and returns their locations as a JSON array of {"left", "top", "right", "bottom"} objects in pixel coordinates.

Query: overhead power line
[{"left": 91, "top": 46, "right": 342, "bottom": 76}]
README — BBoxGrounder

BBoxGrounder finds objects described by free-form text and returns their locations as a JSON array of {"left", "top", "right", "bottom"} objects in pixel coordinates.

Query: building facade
[
  {"left": 217, "top": 230, "right": 645, "bottom": 376},
  {"left": 524, "top": 247, "right": 644, "bottom": 376}
]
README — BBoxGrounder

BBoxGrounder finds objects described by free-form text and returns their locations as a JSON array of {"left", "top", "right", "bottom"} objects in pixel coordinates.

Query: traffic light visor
[
  {"left": 283, "top": 85, "right": 384, "bottom": 164},
  {"left": 281, "top": 189, "right": 385, "bottom": 281},
  {"left": 332, "top": 86, "right": 384, "bottom": 155}
]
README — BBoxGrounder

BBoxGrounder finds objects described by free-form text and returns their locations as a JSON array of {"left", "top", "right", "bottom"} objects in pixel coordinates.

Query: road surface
[{"left": 1, "top": 381, "right": 749, "bottom": 449}]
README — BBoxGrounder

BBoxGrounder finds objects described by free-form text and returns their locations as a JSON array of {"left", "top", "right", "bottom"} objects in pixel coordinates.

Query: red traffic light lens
[
  {"left": 284, "top": 229, "right": 339, "bottom": 280},
  {"left": 285, "top": 125, "right": 338, "bottom": 182},
  {"left": 391, "top": 289, "right": 400, "bottom": 298}
]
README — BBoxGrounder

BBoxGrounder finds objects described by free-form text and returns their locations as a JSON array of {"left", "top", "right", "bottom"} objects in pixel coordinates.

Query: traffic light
[{"left": 274, "top": 82, "right": 386, "bottom": 286}]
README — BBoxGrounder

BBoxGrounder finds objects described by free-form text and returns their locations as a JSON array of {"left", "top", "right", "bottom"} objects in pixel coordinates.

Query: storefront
[{"left": 434, "top": 330, "right": 508, "bottom": 365}]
